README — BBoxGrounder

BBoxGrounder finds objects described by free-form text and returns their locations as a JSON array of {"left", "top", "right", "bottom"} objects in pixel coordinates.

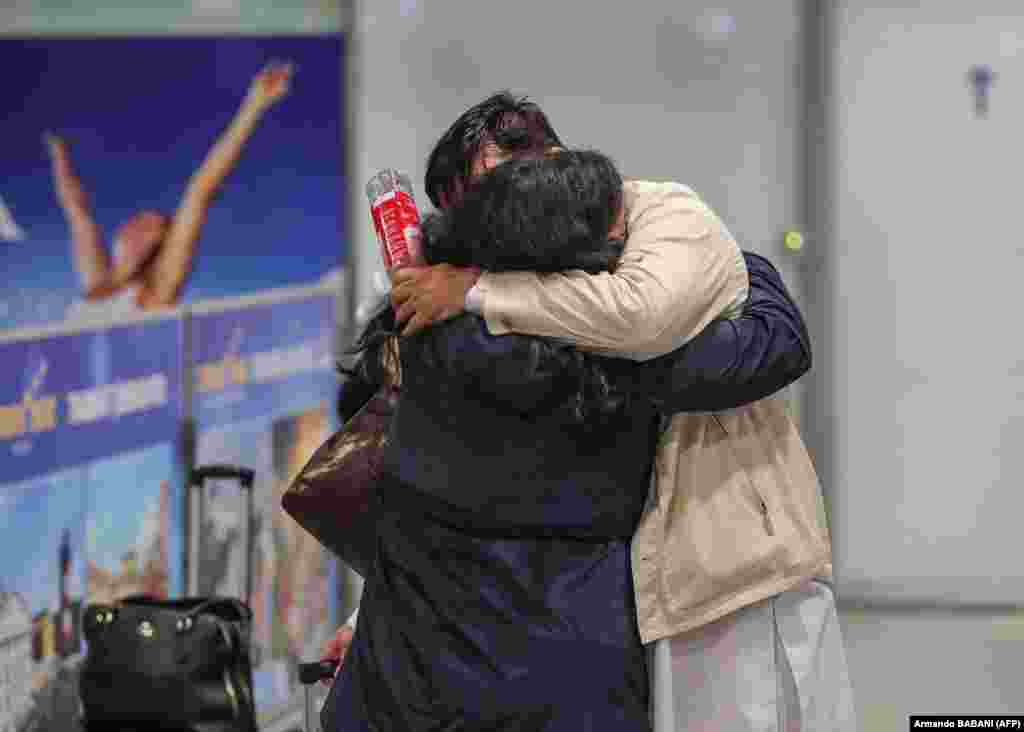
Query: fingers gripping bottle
[{"left": 366, "top": 169, "right": 424, "bottom": 271}]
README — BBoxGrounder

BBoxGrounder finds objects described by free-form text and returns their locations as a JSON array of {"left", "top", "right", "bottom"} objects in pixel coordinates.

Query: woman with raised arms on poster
[{"left": 46, "top": 60, "right": 294, "bottom": 322}]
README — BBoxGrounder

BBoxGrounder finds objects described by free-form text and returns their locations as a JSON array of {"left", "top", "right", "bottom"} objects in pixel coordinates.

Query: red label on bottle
[{"left": 370, "top": 190, "right": 422, "bottom": 270}]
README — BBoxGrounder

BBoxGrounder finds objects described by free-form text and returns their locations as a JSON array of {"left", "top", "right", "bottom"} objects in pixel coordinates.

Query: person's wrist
[
  {"left": 461, "top": 267, "right": 484, "bottom": 314},
  {"left": 463, "top": 266, "right": 482, "bottom": 289}
]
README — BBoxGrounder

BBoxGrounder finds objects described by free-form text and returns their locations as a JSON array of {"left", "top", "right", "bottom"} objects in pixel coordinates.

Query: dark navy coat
[{"left": 326, "top": 252, "right": 809, "bottom": 731}]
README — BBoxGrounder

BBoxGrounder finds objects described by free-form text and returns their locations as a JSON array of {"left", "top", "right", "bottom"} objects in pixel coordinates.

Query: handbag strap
[
  {"left": 180, "top": 597, "right": 251, "bottom": 622},
  {"left": 182, "top": 599, "right": 253, "bottom": 657},
  {"left": 113, "top": 595, "right": 251, "bottom": 624}
]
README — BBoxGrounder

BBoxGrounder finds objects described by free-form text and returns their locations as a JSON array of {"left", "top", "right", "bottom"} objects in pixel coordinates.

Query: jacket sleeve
[
  {"left": 406, "top": 253, "right": 809, "bottom": 416},
  {"left": 626, "top": 252, "right": 811, "bottom": 413},
  {"left": 473, "top": 181, "right": 748, "bottom": 359}
]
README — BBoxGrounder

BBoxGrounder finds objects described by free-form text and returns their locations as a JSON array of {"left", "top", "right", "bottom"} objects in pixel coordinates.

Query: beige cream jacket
[{"left": 475, "top": 180, "right": 832, "bottom": 644}]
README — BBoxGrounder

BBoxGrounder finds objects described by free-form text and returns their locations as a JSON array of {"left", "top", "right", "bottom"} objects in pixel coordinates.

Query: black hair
[
  {"left": 423, "top": 149, "right": 625, "bottom": 275},
  {"left": 346, "top": 149, "right": 631, "bottom": 429},
  {"left": 424, "top": 91, "right": 564, "bottom": 209}
]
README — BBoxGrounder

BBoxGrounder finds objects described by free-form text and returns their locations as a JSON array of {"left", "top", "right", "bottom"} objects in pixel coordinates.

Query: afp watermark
[{"left": 911, "top": 717, "right": 1023, "bottom": 730}]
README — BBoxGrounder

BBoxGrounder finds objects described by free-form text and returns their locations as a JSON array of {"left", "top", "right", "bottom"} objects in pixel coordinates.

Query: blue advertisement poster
[
  {"left": 0, "top": 35, "right": 344, "bottom": 334},
  {"left": 0, "top": 314, "right": 184, "bottom": 731},
  {"left": 191, "top": 290, "right": 338, "bottom": 718},
  {"left": 0, "top": 317, "right": 184, "bottom": 485},
  {"left": 84, "top": 444, "right": 182, "bottom": 607},
  {"left": 0, "top": 32, "right": 346, "bottom": 729},
  {"left": 0, "top": 466, "right": 88, "bottom": 732},
  {"left": 192, "top": 291, "right": 337, "bottom": 430}
]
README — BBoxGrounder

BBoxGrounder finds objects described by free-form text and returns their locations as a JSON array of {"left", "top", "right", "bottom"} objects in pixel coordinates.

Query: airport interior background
[{"left": 1, "top": 1, "right": 1022, "bottom": 730}]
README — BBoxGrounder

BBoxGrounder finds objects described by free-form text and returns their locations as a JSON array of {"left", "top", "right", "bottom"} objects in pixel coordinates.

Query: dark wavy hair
[
  {"left": 347, "top": 150, "right": 631, "bottom": 427},
  {"left": 423, "top": 149, "right": 625, "bottom": 275},
  {"left": 424, "top": 91, "right": 564, "bottom": 209}
]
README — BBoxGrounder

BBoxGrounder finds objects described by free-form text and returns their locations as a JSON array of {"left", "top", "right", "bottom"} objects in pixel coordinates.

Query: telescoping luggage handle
[
  {"left": 188, "top": 464, "right": 257, "bottom": 607},
  {"left": 298, "top": 659, "right": 339, "bottom": 732},
  {"left": 192, "top": 464, "right": 255, "bottom": 487}
]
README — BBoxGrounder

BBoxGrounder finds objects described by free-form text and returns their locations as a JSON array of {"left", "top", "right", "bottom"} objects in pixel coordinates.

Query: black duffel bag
[{"left": 80, "top": 595, "right": 256, "bottom": 732}]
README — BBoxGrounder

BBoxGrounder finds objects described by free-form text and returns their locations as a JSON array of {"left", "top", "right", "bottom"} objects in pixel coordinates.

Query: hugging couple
[{"left": 320, "top": 92, "right": 856, "bottom": 732}]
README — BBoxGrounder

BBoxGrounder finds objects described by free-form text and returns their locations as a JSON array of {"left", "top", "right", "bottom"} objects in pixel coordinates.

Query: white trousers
[{"left": 648, "top": 580, "right": 857, "bottom": 731}]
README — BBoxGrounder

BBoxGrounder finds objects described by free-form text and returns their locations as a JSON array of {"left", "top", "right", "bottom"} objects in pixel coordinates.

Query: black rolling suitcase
[{"left": 80, "top": 465, "right": 258, "bottom": 732}]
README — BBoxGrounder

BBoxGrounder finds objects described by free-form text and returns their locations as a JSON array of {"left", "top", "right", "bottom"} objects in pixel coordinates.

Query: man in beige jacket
[{"left": 333, "top": 93, "right": 855, "bottom": 731}]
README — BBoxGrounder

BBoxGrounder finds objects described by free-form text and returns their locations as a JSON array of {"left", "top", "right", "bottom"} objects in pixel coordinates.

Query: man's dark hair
[{"left": 424, "top": 91, "right": 564, "bottom": 209}]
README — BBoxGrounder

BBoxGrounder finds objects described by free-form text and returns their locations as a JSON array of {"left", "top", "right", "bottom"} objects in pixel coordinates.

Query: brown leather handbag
[{"left": 281, "top": 384, "right": 397, "bottom": 578}]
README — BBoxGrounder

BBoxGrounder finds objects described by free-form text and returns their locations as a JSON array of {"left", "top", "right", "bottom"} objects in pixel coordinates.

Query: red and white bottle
[{"left": 366, "top": 169, "right": 424, "bottom": 272}]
